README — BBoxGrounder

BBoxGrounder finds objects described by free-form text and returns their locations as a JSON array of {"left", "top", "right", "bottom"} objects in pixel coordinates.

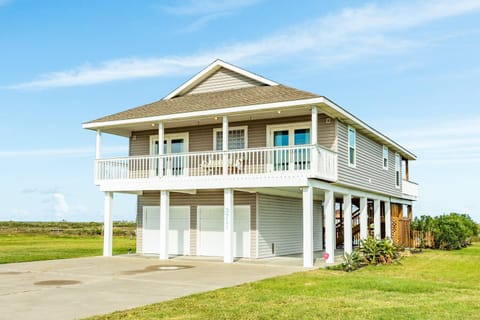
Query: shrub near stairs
[
  {"left": 339, "top": 237, "right": 400, "bottom": 272},
  {"left": 358, "top": 237, "right": 400, "bottom": 265}
]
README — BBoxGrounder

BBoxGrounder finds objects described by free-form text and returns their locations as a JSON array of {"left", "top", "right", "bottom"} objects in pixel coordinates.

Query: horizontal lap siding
[
  {"left": 137, "top": 190, "right": 257, "bottom": 257},
  {"left": 184, "top": 68, "right": 264, "bottom": 95},
  {"left": 257, "top": 194, "right": 322, "bottom": 258},
  {"left": 337, "top": 120, "right": 402, "bottom": 197},
  {"left": 130, "top": 114, "right": 336, "bottom": 155}
]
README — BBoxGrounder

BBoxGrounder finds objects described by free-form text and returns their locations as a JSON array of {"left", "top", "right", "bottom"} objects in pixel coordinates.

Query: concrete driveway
[{"left": 0, "top": 256, "right": 305, "bottom": 319}]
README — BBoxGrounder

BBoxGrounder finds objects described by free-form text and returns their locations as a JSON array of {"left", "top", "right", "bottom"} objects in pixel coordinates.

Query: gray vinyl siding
[
  {"left": 136, "top": 190, "right": 257, "bottom": 257},
  {"left": 257, "top": 194, "right": 322, "bottom": 258},
  {"left": 336, "top": 120, "right": 402, "bottom": 197},
  {"left": 184, "top": 67, "right": 264, "bottom": 96},
  {"left": 129, "top": 114, "right": 336, "bottom": 156}
]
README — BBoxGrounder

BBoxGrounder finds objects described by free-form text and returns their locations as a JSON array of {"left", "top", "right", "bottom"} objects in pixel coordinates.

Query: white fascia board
[
  {"left": 82, "top": 97, "right": 324, "bottom": 130},
  {"left": 390, "top": 197, "right": 414, "bottom": 205},
  {"left": 83, "top": 94, "right": 416, "bottom": 160},
  {"left": 163, "top": 60, "right": 278, "bottom": 100},
  {"left": 309, "top": 179, "right": 390, "bottom": 202},
  {"left": 321, "top": 98, "right": 417, "bottom": 160}
]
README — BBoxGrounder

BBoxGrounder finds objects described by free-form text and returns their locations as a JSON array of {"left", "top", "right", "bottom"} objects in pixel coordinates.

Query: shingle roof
[{"left": 85, "top": 85, "right": 320, "bottom": 124}]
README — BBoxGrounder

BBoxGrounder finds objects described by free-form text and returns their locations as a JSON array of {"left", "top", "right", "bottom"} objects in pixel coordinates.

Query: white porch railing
[
  {"left": 402, "top": 179, "right": 419, "bottom": 199},
  {"left": 95, "top": 145, "right": 337, "bottom": 183}
]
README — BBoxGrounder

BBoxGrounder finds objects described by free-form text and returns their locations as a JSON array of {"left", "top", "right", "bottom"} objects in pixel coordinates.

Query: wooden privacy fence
[{"left": 411, "top": 230, "right": 435, "bottom": 248}]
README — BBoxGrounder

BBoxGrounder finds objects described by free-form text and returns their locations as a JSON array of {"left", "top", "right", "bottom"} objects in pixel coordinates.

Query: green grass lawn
[
  {"left": 0, "top": 234, "right": 136, "bottom": 264},
  {"left": 89, "top": 244, "right": 480, "bottom": 320}
]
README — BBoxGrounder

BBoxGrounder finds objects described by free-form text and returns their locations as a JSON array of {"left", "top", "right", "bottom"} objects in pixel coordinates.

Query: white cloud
[
  {"left": 162, "top": 0, "right": 260, "bottom": 31},
  {"left": 391, "top": 117, "right": 480, "bottom": 165},
  {"left": 0, "top": 145, "right": 127, "bottom": 158},
  {"left": 52, "top": 193, "right": 69, "bottom": 219},
  {"left": 9, "top": 0, "right": 480, "bottom": 89}
]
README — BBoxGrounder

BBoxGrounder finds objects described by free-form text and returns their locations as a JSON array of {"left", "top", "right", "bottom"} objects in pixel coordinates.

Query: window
[
  {"left": 395, "top": 153, "right": 401, "bottom": 188},
  {"left": 214, "top": 127, "right": 247, "bottom": 150},
  {"left": 348, "top": 126, "right": 356, "bottom": 167},
  {"left": 267, "top": 122, "right": 312, "bottom": 171},
  {"left": 382, "top": 146, "right": 389, "bottom": 170}
]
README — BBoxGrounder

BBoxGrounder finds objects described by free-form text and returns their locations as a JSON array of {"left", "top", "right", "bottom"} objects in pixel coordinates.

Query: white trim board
[
  {"left": 164, "top": 60, "right": 278, "bottom": 100},
  {"left": 83, "top": 95, "right": 416, "bottom": 161}
]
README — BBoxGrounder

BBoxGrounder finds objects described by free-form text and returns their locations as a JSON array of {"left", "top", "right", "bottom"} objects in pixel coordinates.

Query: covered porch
[{"left": 101, "top": 182, "right": 408, "bottom": 268}]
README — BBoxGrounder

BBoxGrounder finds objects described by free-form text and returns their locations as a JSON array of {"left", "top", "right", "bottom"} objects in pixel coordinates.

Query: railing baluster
[{"left": 95, "top": 145, "right": 337, "bottom": 182}]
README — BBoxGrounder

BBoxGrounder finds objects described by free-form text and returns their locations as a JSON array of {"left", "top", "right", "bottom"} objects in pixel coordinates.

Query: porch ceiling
[{"left": 96, "top": 105, "right": 317, "bottom": 137}]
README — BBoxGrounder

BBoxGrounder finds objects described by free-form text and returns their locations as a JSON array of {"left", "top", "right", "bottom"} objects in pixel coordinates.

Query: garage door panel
[
  {"left": 142, "top": 206, "right": 190, "bottom": 255},
  {"left": 198, "top": 205, "right": 250, "bottom": 258}
]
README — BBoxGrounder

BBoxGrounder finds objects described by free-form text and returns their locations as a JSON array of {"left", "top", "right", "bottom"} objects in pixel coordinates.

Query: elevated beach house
[{"left": 83, "top": 60, "right": 418, "bottom": 267}]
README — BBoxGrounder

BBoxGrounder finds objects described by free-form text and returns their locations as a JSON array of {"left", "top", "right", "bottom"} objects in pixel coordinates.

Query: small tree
[{"left": 433, "top": 213, "right": 478, "bottom": 250}]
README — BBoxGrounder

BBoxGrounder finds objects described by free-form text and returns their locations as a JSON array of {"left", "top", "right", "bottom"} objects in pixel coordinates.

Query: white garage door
[
  {"left": 142, "top": 206, "right": 190, "bottom": 255},
  {"left": 197, "top": 205, "right": 250, "bottom": 258}
]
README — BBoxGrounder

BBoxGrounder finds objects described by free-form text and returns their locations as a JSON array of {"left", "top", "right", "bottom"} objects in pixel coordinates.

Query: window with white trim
[
  {"left": 213, "top": 126, "right": 247, "bottom": 150},
  {"left": 395, "top": 153, "right": 401, "bottom": 188},
  {"left": 383, "top": 145, "right": 389, "bottom": 170},
  {"left": 348, "top": 126, "right": 356, "bottom": 167}
]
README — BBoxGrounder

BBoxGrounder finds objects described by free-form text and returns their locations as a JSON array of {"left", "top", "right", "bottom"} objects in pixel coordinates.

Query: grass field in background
[
  {"left": 0, "top": 221, "right": 136, "bottom": 264},
  {"left": 89, "top": 244, "right": 480, "bottom": 320}
]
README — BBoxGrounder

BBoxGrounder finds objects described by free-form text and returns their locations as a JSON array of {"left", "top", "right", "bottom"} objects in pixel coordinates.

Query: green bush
[
  {"left": 432, "top": 213, "right": 478, "bottom": 250},
  {"left": 341, "top": 251, "right": 363, "bottom": 272},
  {"left": 358, "top": 237, "right": 400, "bottom": 265}
]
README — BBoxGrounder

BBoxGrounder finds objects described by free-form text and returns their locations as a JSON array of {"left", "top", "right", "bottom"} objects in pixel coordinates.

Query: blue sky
[{"left": 1, "top": 0, "right": 480, "bottom": 222}]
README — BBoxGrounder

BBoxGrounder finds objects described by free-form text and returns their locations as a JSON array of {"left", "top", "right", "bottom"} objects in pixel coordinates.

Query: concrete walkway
[{"left": 0, "top": 256, "right": 307, "bottom": 320}]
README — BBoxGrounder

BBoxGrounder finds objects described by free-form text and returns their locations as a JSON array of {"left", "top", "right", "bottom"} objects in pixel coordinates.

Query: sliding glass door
[{"left": 270, "top": 125, "right": 311, "bottom": 171}]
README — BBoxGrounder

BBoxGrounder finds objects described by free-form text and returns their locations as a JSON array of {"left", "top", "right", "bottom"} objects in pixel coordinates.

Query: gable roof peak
[{"left": 163, "top": 59, "right": 278, "bottom": 100}]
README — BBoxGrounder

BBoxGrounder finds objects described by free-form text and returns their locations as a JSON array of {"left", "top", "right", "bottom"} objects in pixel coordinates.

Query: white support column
[
  {"left": 302, "top": 186, "right": 314, "bottom": 268},
  {"left": 324, "top": 189, "right": 335, "bottom": 264},
  {"left": 96, "top": 130, "right": 102, "bottom": 159},
  {"left": 159, "top": 190, "right": 169, "bottom": 260},
  {"left": 95, "top": 130, "right": 102, "bottom": 183},
  {"left": 359, "top": 197, "right": 368, "bottom": 240},
  {"left": 224, "top": 188, "right": 234, "bottom": 263},
  {"left": 158, "top": 122, "right": 164, "bottom": 176},
  {"left": 385, "top": 201, "right": 392, "bottom": 239},
  {"left": 222, "top": 116, "right": 229, "bottom": 175},
  {"left": 158, "top": 122, "right": 164, "bottom": 154},
  {"left": 343, "top": 194, "right": 352, "bottom": 254},
  {"left": 311, "top": 107, "right": 319, "bottom": 174},
  {"left": 311, "top": 106, "right": 318, "bottom": 145},
  {"left": 103, "top": 192, "right": 113, "bottom": 257},
  {"left": 374, "top": 199, "right": 381, "bottom": 239}
]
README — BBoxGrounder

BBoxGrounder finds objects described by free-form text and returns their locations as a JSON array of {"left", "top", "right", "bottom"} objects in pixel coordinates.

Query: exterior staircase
[{"left": 335, "top": 207, "right": 374, "bottom": 248}]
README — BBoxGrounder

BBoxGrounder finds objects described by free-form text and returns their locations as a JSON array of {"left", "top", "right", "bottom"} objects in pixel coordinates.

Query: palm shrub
[
  {"left": 359, "top": 237, "right": 400, "bottom": 265},
  {"left": 341, "top": 251, "right": 363, "bottom": 272}
]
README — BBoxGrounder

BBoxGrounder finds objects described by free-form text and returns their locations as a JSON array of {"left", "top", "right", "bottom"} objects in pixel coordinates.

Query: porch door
[
  {"left": 152, "top": 133, "right": 188, "bottom": 176},
  {"left": 271, "top": 127, "right": 311, "bottom": 170}
]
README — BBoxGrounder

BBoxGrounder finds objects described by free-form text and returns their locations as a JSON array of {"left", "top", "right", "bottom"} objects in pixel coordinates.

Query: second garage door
[
  {"left": 197, "top": 205, "right": 250, "bottom": 258},
  {"left": 142, "top": 206, "right": 190, "bottom": 255}
]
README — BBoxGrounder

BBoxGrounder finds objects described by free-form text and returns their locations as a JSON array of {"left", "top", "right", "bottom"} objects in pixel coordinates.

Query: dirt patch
[
  {"left": 121, "top": 264, "right": 193, "bottom": 275},
  {"left": 34, "top": 280, "right": 81, "bottom": 286}
]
